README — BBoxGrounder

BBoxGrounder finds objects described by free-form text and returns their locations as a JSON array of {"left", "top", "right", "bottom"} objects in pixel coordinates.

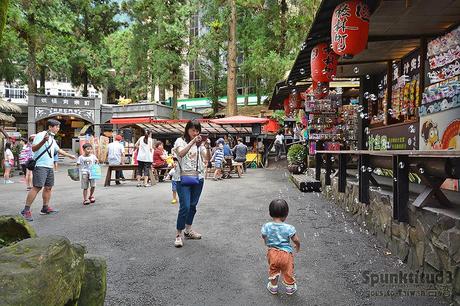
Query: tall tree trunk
[
  {"left": 26, "top": 38, "right": 37, "bottom": 94},
  {"left": 243, "top": 75, "right": 249, "bottom": 106},
  {"left": 0, "top": 0, "right": 10, "bottom": 43},
  {"left": 39, "top": 65, "right": 46, "bottom": 94},
  {"left": 279, "top": 0, "right": 287, "bottom": 56},
  {"left": 226, "top": 0, "right": 237, "bottom": 116},
  {"left": 82, "top": 69, "right": 89, "bottom": 97},
  {"left": 159, "top": 85, "right": 166, "bottom": 102},
  {"left": 256, "top": 77, "right": 261, "bottom": 105},
  {"left": 172, "top": 84, "right": 178, "bottom": 119},
  {"left": 212, "top": 50, "right": 220, "bottom": 115}
]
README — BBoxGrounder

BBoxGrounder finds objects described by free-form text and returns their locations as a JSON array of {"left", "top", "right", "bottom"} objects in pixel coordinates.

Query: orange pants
[{"left": 267, "top": 248, "right": 295, "bottom": 285}]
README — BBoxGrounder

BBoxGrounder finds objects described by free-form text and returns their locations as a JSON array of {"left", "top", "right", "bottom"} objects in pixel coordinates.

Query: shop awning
[
  {"left": 110, "top": 117, "right": 151, "bottom": 124},
  {"left": 209, "top": 116, "right": 269, "bottom": 124},
  {"left": 137, "top": 121, "right": 254, "bottom": 136}
]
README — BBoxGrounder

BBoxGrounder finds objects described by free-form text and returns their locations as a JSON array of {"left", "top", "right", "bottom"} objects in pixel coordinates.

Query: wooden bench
[
  {"left": 104, "top": 164, "right": 155, "bottom": 187},
  {"left": 152, "top": 166, "right": 173, "bottom": 182}
]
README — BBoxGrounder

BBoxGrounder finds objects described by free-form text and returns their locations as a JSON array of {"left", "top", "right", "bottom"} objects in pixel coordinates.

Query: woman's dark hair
[
  {"left": 154, "top": 141, "right": 163, "bottom": 148},
  {"left": 269, "top": 199, "right": 289, "bottom": 218},
  {"left": 183, "top": 120, "right": 202, "bottom": 143},
  {"left": 143, "top": 130, "right": 150, "bottom": 144},
  {"left": 47, "top": 119, "right": 61, "bottom": 128},
  {"left": 5, "top": 142, "right": 11, "bottom": 150},
  {"left": 277, "top": 129, "right": 283, "bottom": 135}
]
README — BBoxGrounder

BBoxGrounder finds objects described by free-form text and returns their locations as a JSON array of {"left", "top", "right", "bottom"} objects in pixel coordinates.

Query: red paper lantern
[
  {"left": 331, "top": 0, "right": 370, "bottom": 58},
  {"left": 283, "top": 97, "right": 291, "bottom": 116},
  {"left": 312, "top": 81, "right": 330, "bottom": 99},
  {"left": 311, "top": 43, "right": 339, "bottom": 83}
]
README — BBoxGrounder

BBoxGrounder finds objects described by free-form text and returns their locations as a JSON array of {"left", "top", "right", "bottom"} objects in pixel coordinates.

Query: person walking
[
  {"left": 135, "top": 130, "right": 153, "bottom": 187},
  {"left": 172, "top": 120, "right": 211, "bottom": 247},
  {"left": 3, "top": 142, "right": 14, "bottom": 184},
  {"left": 20, "top": 119, "right": 76, "bottom": 222},
  {"left": 107, "top": 135, "right": 125, "bottom": 185},
  {"left": 274, "top": 130, "right": 285, "bottom": 162},
  {"left": 77, "top": 143, "right": 98, "bottom": 205},
  {"left": 233, "top": 138, "right": 248, "bottom": 173},
  {"left": 19, "top": 135, "right": 35, "bottom": 190}
]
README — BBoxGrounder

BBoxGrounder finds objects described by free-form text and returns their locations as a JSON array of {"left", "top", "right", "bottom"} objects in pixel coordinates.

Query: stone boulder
[
  {"left": 0, "top": 236, "right": 85, "bottom": 306},
  {"left": 78, "top": 254, "right": 107, "bottom": 306},
  {"left": 0, "top": 215, "right": 37, "bottom": 247}
]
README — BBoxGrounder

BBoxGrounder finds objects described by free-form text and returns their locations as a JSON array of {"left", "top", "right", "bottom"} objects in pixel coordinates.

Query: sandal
[
  {"left": 83, "top": 200, "right": 91, "bottom": 205},
  {"left": 136, "top": 183, "right": 142, "bottom": 187},
  {"left": 89, "top": 196, "right": 95, "bottom": 203}
]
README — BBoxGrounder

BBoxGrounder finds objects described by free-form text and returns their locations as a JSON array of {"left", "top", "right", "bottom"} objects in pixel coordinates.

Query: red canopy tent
[{"left": 209, "top": 115, "right": 269, "bottom": 125}]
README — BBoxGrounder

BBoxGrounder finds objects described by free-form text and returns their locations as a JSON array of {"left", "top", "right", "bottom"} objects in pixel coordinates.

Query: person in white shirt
[
  {"left": 274, "top": 130, "right": 285, "bottom": 162},
  {"left": 135, "top": 130, "right": 153, "bottom": 187},
  {"left": 107, "top": 135, "right": 125, "bottom": 185}
]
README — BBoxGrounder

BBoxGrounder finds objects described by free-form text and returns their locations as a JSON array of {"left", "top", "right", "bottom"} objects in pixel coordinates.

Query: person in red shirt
[{"left": 153, "top": 141, "right": 169, "bottom": 181}]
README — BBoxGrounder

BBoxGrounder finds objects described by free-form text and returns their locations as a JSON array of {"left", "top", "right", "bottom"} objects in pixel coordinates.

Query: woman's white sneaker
[{"left": 174, "top": 235, "right": 183, "bottom": 247}]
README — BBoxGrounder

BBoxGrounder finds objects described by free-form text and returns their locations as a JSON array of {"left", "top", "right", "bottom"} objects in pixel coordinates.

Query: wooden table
[{"left": 104, "top": 164, "right": 155, "bottom": 187}]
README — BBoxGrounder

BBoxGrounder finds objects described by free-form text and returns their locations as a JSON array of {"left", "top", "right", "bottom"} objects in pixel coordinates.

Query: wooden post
[
  {"left": 325, "top": 153, "right": 332, "bottom": 186},
  {"left": 338, "top": 153, "right": 347, "bottom": 192},
  {"left": 392, "top": 155, "right": 409, "bottom": 222},
  {"left": 358, "top": 154, "right": 370, "bottom": 204},
  {"left": 315, "top": 152, "right": 322, "bottom": 181}
]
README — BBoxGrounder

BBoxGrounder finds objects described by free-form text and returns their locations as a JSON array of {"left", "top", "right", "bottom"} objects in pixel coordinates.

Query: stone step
[{"left": 290, "top": 173, "right": 321, "bottom": 192}]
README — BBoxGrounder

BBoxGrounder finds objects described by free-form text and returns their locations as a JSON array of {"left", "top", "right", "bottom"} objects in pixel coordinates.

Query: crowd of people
[{"left": 2, "top": 119, "right": 301, "bottom": 295}]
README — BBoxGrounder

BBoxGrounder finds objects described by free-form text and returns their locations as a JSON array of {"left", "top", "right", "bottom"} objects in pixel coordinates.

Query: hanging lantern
[
  {"left": 283, "top": 97, "right": 291, "bottom": 116},
  {"left": 312, "top": 81, "right": 330, "bottom": 99},
  {"left": 331, "top": 0, "right": 370, "bottom": 58},
  {"left": 311, "top": 43, "right": 339, "bottom": 83}
]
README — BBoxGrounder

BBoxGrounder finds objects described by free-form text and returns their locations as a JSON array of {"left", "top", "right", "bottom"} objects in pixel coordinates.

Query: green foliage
[
  {"left": 287, "top": 143, "right": 307, "bottom": 164},
  {"left": 271, "top": 110, "right": 286, "bottom": 125},
  {"left": 0, "top": 0, "right": 9, "bottom": 43}
]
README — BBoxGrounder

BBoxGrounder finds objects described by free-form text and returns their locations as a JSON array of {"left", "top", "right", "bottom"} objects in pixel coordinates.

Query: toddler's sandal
[
  {"left": 83, "top": 200, "right": 91, "bottom": 205},
  {"left": 89, "top": 196, "right": 95, "bottom": 203}
]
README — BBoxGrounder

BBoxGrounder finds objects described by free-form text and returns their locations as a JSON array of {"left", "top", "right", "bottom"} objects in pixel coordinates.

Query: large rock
[
  {"left": 78, "top": 254, "right": 107, "bottom": 306},
  {"left": 0, "top": 215, "right": 37, "bottom": 247},
  {"left": 0, "top": 236, "right": 85, "bottom": 306}
]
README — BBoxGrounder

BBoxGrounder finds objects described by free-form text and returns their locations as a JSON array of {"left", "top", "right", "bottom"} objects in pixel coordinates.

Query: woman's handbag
[
  {"left": 178, "top": 148, "right": 200, "bottom": 186},
  {"left": 89, "top": 164, "right": 102, "bottom": 180}
]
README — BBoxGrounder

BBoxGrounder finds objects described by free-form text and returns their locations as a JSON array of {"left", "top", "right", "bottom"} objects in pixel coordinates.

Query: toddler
[
  {"left": 211, "top": 143, "right": 224, "bottom": 181},
  {"left": 167, "top": 157, "right": 178, "bottom": 204},
  {"left": 261, "top": 199, "right": 300, "bottom": 295},
  {"left": 77, "top": 143, "right": 98, "bottom": 205}
]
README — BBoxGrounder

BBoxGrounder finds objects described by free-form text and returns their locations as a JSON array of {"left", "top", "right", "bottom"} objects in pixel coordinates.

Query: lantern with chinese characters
[
  {"left": 331, "top": 0, "right": 370, "bottom": 58},
  {"left": 312, "top": 81, "right": 330, "bottom": 99},
  {"left": 311, "top": 43, "right": 339, "bottom": 83}
]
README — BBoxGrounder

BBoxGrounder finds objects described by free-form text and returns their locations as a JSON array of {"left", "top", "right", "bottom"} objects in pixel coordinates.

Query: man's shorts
[
  {"left": 172, "top": 180, "right": 177, "bottom": 192},
  {"left": 215, "top": 162, "right": 223, "bottom": 169},
  {"left": 81, "top": 173, "right": 96, "bottom": 189},
  {"left": 33, "top": 167, "right": 54, "bottom": 188}
]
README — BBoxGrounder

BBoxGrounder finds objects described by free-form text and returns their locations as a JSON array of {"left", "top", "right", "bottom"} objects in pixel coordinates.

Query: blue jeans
[{"left": 176, "top": 179, "right": 204, "bottom": 231}]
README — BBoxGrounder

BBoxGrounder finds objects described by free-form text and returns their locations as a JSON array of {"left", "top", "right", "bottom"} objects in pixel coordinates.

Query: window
[
  {"left": 4, "top": 83, "right": 27, "bottom": 99},
  {"left": 57, "top": 89, "right": 75, "bottom": 97},
  {"left": 89, "top": 91, "right": 99, "bottom": 98}
]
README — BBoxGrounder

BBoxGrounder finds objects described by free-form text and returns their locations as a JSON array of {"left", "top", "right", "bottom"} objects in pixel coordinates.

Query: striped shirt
[{"left": 212, "top": 148, "right": 224, "bottom": 164}]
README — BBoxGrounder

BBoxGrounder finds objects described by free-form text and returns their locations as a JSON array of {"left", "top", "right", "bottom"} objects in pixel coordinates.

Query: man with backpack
[{"left": 20, "top": 119, "right": 76, "bottom": 222}]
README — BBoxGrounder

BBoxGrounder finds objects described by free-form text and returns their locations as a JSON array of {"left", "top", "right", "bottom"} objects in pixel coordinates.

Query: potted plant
[{"left": 287, "top": 144, "right": 307, "bottom": 174}]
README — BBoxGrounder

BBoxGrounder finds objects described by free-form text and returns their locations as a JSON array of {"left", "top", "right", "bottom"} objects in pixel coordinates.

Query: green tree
[
  {"left": 67, "top": 0, "right": 121, "bottom": 97},
  {"left": 0, "top": 0, "right": 9, "bottom": 43},
  {"left": 188, "top": 1, "right": 228, "bottom": 114}
]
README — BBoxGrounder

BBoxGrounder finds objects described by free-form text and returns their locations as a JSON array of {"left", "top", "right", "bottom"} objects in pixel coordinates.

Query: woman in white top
[
  {"left": 135, "top": 130, "right": 153, "bottom": 187},
  {"left": 172, "top": 120, "right": 211, "bottom": 247},
  {"left": 274, "top": 130, "right": 285, "bottom": 161},
  {"left": 3, "top": 142, "right": 14, "bottom": 184}
]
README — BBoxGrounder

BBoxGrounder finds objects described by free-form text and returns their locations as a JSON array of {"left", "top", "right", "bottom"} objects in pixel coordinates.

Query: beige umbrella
[{"left": 0, "top": 98, "right": 20, "bottom": 124}]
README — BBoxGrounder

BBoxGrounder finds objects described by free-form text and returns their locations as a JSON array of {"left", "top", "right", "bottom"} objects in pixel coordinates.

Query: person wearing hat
[
  {"left": 107, "top": 134, "right": 126, "bottom": 185},
  {"left": 21, "top": 119, "right": 76, "bottom": 222}
]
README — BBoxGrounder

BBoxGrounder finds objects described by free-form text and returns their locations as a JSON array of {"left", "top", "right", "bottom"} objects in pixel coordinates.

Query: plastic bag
[
  {"left": 67, "top": 168, "right": 80, "bottom": 181},
  {"left": 89, "top": 164, "right": 102, "bottom": 180}
]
